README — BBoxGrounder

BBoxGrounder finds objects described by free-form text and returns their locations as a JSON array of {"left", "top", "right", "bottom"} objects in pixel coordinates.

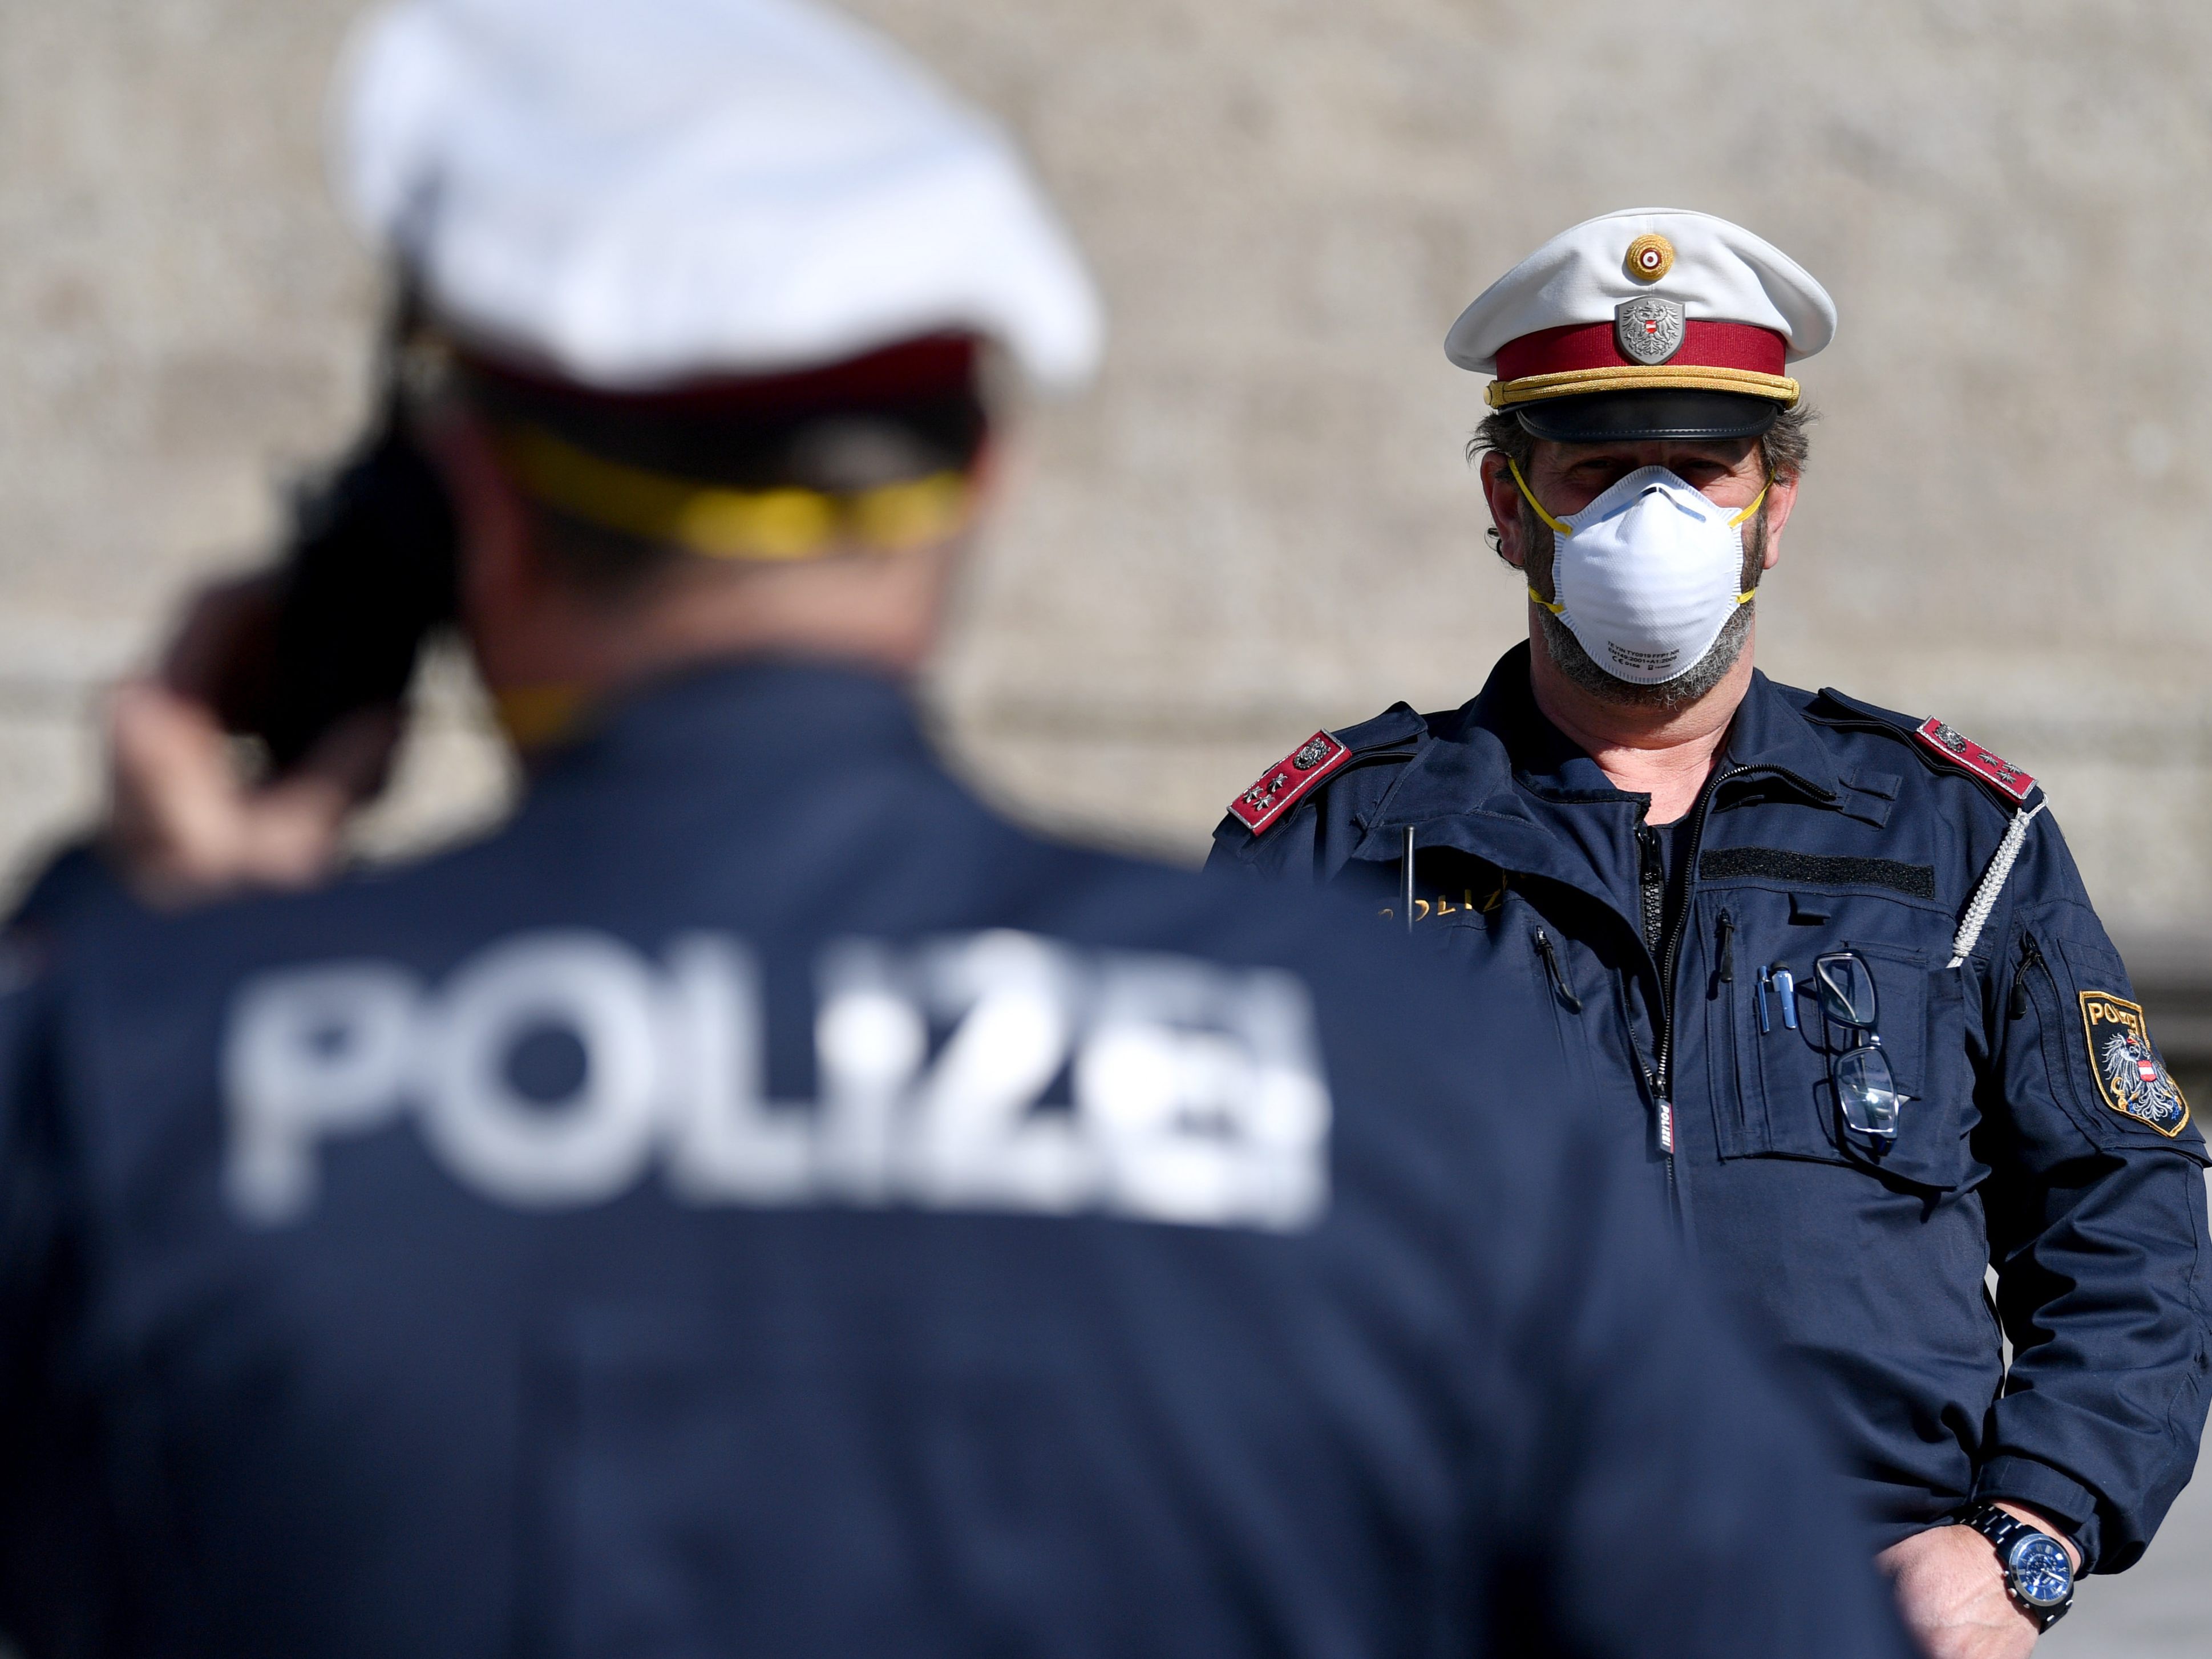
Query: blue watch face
[{"left": 2007, "top": 1532, "right": 2073, "bottom": 1607}]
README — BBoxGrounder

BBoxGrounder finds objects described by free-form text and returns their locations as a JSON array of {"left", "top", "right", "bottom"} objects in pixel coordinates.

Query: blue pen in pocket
[{"left": 1771, "top": 965, "right": 1799, "bottom": 1030}]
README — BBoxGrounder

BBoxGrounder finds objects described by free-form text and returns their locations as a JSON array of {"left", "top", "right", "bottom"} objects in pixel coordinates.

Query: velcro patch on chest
[
  {"left": 2080, "top": 992, "right": 2190, "bottom": 1137},
  {"left": 1227, "top": 731, "right": 1350, "bottom": 835},
  {"left": 1914, "top": 717, "right": 2035, "bottom": 802}
]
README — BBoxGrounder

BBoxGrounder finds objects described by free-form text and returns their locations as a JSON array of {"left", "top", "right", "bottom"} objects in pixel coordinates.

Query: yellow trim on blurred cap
[
  {"left": 493, "top": 682, "right": 590, "bottom": 750},
  {"left": 495, "top": 427, "right": 973, "bottom": 561}
]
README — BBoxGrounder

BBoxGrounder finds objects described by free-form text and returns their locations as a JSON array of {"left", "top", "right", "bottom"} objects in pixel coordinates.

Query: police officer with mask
[
  {"left": 0, "top": 19, "right": 1913, "bottom": 1658},
  {"left": 1210, "top": 208, "right": 2212, "bottom": 1656}
]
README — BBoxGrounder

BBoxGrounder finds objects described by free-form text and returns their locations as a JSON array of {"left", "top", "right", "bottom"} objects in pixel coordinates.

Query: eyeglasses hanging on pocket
[{"left": 1814, "top": 950, "right": 1907, "bottom": 1140}]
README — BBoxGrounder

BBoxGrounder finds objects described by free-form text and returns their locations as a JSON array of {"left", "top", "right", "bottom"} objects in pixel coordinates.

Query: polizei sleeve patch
[
  {"left": 1228, "top": 732, "right": 1351, "bottom": 835},
  {"left": 1914, "top": 717, "right": 2035, "bottom": 803},
  {"left": 2080, "top": 991, "right": 2191, "bottom": 1138}
]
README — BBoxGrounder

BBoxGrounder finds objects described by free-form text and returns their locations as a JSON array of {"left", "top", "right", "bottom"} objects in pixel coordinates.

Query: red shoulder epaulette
[
  {"left": 1914, "top": 717, "right": 2035, "bottom": 803},
  {"left": 1227, "top": 731, "right": 1351, "bottom": 835}
]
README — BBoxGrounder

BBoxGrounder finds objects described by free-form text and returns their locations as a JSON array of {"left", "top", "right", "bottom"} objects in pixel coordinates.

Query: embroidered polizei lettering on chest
[{"left": 221, "top": 928, "right": 1333, "bottom": 1229}]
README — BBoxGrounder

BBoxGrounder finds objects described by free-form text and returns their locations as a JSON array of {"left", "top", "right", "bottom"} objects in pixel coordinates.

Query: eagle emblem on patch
[
  {"left": 1227, "top": 730, "right": 1350, "bottom": 835},
  {"left": 1914, "top": 717, "right": 2036, "bottom": 803},
  {"left": 2080, "top": 992, "right": 2190, "bottom": 1136},
  {"left": 1615, "top": 296, "right": 1685, "bottom": 366}
]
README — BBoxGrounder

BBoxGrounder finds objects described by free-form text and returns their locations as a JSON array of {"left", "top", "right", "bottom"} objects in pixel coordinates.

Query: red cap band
[
  {"left": 458, "top": 331, "right": 982, "bottom": 416},
  {"left": 1494, "top": 319, "right": 1788, "bottom": 383}
]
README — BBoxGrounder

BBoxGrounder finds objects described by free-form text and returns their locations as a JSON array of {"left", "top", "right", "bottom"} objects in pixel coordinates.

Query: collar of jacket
[
  {"left": 1346, "top": 642, "right": 1846, "bottom": 899},
  {"left": 526, "top": 653, "right": 935, "bottom": 798}
]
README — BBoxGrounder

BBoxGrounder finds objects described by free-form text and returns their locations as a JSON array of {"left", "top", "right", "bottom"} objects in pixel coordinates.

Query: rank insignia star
[
  {"left": 1227, "top": 731, "right": 1350, "bottom": 835},
  {"left": 2080, "top": 992, "right": 2190, "bottom": 1136}
]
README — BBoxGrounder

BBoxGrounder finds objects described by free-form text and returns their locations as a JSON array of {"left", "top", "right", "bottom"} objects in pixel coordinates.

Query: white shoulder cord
[{"left": 1948, "top": 800, "right": 2046, "bottom": 969}]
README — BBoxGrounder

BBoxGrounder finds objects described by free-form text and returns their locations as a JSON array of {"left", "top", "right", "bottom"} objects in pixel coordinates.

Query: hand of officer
[
  {"left": 106, "top": 571, "right": 401, "bottom": 907},
  {"left": 1876, "top": 1505, "right": 2076, "bottom": 1659}
]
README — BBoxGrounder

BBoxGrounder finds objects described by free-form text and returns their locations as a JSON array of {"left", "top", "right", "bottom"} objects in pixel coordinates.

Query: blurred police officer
[
  {"left": 0, "top": 18, "right": 1912, "bottom": 1659},
  {"left": 1210, "top": 208, "right": 2212, "bottom": 1656}
]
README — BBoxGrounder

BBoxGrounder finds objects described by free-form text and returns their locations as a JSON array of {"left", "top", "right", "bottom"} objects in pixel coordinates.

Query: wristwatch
[{"left": 1957, "top": 1502, "right": 2075, "bottom": 1630}]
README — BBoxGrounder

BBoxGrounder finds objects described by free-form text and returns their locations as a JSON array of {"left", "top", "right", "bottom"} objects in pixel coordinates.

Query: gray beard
[
  {"left": 1536, "top": 599, "right": 1756, "bottom": 713},
  {"left": 1523, "top": 496, "right": 1765, "bottom": 713}
]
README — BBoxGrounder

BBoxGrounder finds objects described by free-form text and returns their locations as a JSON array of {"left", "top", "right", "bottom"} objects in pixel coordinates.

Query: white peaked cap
[
  {"left": 334, "top": 0, "right": 1105, "bottom": 391},
  {"left": 1446, "top": 208, "right": 1835, "bottom": 375}
]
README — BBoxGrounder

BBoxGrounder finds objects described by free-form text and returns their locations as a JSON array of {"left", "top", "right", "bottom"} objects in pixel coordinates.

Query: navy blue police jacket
[
  {"left": 1209, "top": 642, "right": 2212, "bottom": 1573},
  {"left": 0, "top": 659, "right": 1911, "bottom": 1659}
]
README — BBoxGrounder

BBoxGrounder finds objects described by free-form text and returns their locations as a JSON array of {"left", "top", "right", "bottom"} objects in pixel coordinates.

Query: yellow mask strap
[
  {"left": 1509, "top": 458, "right": 1570, "bottom": 613},
  {"left": 1728, "top": 473, "right": 1774, "bottom": 528},
  {"left": 1506, "top": 456, "right": 1573, "bottom": 537},
  {"left": 1538, "top": 587, "right": 1754, "bottom": 613},
  {"left": 1729, "top": 474, "right": 1773, "bottom": 604},
  {"left": 1515, "top": 459, "right": 1773, "bottom": 532},
  {"left": 1516, "top": 465, "right": 1770, "bottom": 613}
]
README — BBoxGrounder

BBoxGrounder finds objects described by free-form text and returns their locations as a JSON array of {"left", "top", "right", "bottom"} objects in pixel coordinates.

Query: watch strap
[{"left": 1958, "top": 1503, "right": 2073, "bottom": 1632}]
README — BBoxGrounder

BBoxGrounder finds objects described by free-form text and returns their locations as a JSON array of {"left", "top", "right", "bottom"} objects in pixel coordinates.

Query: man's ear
[
  {"left": 419, "top": 407, "right": 545, "bottom": 624},
  {"left": 1758, "top": 471, "right": 1798, "bottom": 571},
  {"left": 965, "top": 430, "right": 1003, "bottom": 501},
  {"left": 1478, "top": 450, "right": 1530, "bottom": 569}
]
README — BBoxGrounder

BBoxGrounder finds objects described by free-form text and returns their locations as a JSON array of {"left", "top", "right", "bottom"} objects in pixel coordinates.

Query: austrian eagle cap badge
[
  {"left": 1227, "top": 731, "right": 1350, "bottom": 835},
  {"left": 2079, "top": 991, "right": 2190, "bottom": 1137},
  {"left": 1614, "top": 294, "right": 1685, "bottom": 366}
]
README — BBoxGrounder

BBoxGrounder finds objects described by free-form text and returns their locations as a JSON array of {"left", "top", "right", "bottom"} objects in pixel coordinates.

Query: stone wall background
[
  {"left": 2, "top": 4, "right": 2210, "bottom": 1648},
  {"left": 6, "top": 0, "right": 2212, "bottom": 953}
]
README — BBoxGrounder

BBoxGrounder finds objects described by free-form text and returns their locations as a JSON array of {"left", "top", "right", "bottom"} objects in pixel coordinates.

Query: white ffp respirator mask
[{"left": 1513, "top": 463, "right": 1766, "bottom": 686}]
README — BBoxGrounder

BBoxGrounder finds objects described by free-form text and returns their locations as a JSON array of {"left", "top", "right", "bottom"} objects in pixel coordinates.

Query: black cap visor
[{"left": 1514, "top": 389, "right": 1781, "bottom": 444}]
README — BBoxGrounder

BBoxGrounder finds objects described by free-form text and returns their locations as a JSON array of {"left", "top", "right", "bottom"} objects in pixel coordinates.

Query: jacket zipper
[
  {"left": 1636, "top": 823, "right": 1665, "bottom": 954},
  {"left": 1650, "top": 765, "right": 1748, "bottom": 1225},
  {"left": 1535, "top": 927, "right": 1583, "bottom": 1013}
]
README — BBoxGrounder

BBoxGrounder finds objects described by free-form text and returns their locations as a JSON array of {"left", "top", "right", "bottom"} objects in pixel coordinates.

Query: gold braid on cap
[
  {"left": 1485, "top": 364, "right": 1801, "bottom": 410},
  {"left": 494, "top": 426, "right": 974, "bottom": 561}
]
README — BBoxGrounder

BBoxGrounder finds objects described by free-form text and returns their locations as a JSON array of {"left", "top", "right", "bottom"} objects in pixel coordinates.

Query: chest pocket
[{"left": 1710, "top": 934, "right": 1970, "bottom": 1190}]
